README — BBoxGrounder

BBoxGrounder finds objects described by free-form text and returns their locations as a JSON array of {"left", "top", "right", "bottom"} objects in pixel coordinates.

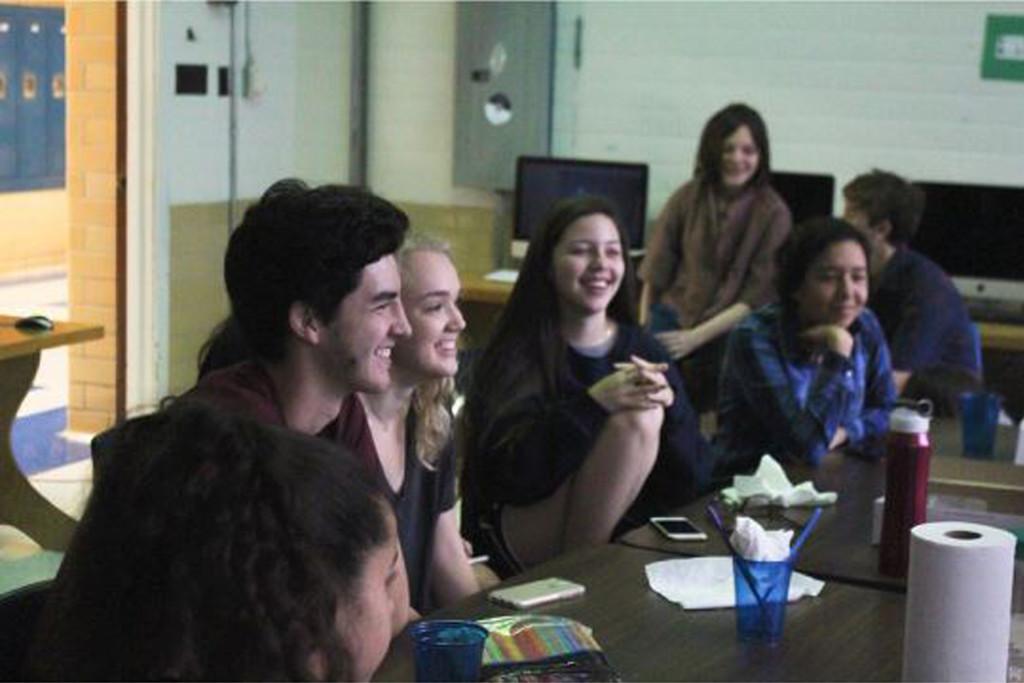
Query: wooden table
[
  {"left": 620, "top": 452, "right": 903, "bottom": 590},
  {"left": 620, "top": 423, "right": 1024, "bottom": 592},
  {"left": 1, "top": 315, "right": 104, "bottom": 550},
  {"left": 375, "top": 544, "right": 905, "bottom": 681}
]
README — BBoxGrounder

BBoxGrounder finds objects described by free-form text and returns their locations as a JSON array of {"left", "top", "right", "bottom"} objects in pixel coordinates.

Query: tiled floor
[{"left": 1, "top": 268, "right": 94, "bottom": 592}]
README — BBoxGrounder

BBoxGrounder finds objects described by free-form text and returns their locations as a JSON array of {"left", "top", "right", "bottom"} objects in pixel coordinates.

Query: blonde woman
[{"left": 354, "top": 235, "right": 479, "bottom": 611}]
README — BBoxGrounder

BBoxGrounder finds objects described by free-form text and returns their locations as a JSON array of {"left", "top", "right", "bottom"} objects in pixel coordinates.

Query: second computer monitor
[
  {"left": 771, "top": 171, "right": 836, "bottom": 226},
  {"left": 513, "top": 156, "right": 649, "bottom": 259}
]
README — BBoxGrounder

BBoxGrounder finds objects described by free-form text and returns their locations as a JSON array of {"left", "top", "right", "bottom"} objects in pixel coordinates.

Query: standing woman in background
[{"left": 639, "top": 103, "right": 792, "bottom": 412}]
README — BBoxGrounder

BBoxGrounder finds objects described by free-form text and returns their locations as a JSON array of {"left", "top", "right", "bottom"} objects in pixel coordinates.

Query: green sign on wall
[{"left": 982, "top": 15, "right": 1024, "bottom": 82}]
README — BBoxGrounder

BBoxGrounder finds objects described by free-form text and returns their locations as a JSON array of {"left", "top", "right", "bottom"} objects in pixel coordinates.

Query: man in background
[{"left": 843, "top": 169, "right": 981, "bottom": 413}]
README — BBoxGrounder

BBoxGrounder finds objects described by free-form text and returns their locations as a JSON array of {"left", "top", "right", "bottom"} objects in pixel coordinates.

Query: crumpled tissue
[
  {"left": 720, "top": 454, "right": 837, "bottom": 508},
  {"left": 730, "top": 515, "right": 792, "bottom": 561},
  {"left": 645, "top": 556, "right": 825, "bottom": 610}
]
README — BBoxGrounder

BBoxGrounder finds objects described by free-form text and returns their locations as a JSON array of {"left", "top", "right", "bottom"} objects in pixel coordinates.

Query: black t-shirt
[
  {"left": 335, "top": 398, "right": 457, "bottom": 614},
  {"left": 379, "top": 410, "right": 457, "bottom": 614}
]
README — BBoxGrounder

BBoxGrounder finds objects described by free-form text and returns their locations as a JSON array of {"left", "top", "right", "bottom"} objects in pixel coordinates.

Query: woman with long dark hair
[
  {"left": 640, "top": 103, "right": 792, "bottom": 411},
  {"left": 461, "top": 196, "right": 709, "bottom": 575}
]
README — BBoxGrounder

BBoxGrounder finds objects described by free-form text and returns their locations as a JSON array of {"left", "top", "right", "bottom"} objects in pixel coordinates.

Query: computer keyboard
[{"left": 484, "top": 269, "right": 519, "bottom": 284}]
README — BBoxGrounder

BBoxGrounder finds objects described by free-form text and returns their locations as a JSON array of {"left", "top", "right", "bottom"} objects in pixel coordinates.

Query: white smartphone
[
  {"left": 488, "top": 577, "right": 586, "bottom": 609},
  {"left": 650, "top": 516, "right": 708, "bottom": 541}
]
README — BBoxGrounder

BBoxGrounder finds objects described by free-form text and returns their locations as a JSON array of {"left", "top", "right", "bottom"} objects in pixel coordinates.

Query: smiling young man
[
  {"left": 192, "top": 180, "right": 411, "bottom": 448},
  {"left": 843, "top": 170, "right": 981, "bottom": 412},
  {"left": 189, "top": 180, "right": 416, "bottom": 626}
]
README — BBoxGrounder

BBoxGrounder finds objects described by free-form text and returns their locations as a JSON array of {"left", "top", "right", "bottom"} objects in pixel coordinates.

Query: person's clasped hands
[{"left": 588, "top": 355, "right": 674, "bottom": 412}]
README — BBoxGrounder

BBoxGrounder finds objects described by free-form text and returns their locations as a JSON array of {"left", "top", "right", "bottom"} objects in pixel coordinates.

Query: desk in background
[
  {"left": 0, "top": 315, "right": 104, "bottom": 550},
  {"left": 978, "top": 322, "right": 1024, "bottom": 353},
  {"left": 461, "top": 275, "right": 1024, "bottom": 352},
  {"left": 459, "top": 274, "right": 514, "bottom": 349},
  {"left": 461, "top": 274, "right": 514, "bottom": 306},
  {"left": 374, "top": 544, "right": 905, "bottom": 682}
]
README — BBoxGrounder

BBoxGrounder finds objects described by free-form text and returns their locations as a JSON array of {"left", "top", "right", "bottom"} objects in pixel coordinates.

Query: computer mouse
[{"left": 15, "top": 315, "right": 54, "bottom": 332}]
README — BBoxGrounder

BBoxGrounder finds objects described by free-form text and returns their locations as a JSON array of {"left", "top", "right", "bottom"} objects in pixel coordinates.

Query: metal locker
[
  {"left": 0, "top": 4, "right": 65, "bottom": 192},
  {"left": 17, "top": 8, "right": 49, "bottom": 181},
  {"left": 0, "top": 9, "right": 16, "bottom": 180},
  {"left": 453, "top": 2, "right": 553, "bottom": 191},
  {"left": 45, "top": 8, "right": 64, "bottom": 180}
]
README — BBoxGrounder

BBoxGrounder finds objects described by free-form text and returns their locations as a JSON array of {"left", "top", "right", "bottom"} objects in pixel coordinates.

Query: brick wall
[
  {"left": 66, "top": 1, "right": 117, "bottom": 433},
  {"left": 0, "top": 190, "right": 68, "bottom": 276}
]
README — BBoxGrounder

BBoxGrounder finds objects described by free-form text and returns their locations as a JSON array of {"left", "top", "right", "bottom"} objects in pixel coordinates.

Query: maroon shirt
[{"left": 189, "top": 360, "right": 377, "bottom": 471}]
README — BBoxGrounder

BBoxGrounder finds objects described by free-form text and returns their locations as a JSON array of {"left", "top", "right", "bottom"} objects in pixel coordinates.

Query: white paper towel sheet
[
  {"left": 645, "top": 556, "right": 825, "bottom": 610},
  {"left": 903, "top": 521, "right": 1016, "bottom": 682}
]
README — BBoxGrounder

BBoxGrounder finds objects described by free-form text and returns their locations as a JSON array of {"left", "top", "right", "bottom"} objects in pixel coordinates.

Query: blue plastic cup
[
  {"left": 733, "top": 558, "right": 794, "bottom": 644},
  {"left": 959, "top": 391, "right": 1001, "bottom": 459},
  {"left": 411, "top": 619, "right": 488, "bottom": 682}
]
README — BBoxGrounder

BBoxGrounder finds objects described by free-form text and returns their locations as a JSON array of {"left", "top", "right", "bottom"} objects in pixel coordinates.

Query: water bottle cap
[{"left": 889, "top": 406, "right": 931, "bottom": 434}]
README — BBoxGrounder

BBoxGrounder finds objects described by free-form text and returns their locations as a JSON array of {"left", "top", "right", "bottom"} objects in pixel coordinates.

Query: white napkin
[
  {"left": 730, "top": 516, "right": 792, "bottom": 561},
  {"left": 720, "top": 454, "right": 837, "bottom": 508},
  {"left": 645, "top": 556, "right": 825, "bottom": 610}
]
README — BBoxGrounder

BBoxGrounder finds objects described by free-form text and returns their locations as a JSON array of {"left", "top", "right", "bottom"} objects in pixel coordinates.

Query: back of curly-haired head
[
  {"left": 224, "top": 179, "right": 409, "bottom": 361},
  {"left": 29, "top": 400, "right": 389, "bottom": 681}
]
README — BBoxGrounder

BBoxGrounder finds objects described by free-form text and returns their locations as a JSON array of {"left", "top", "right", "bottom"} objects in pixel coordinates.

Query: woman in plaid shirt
[{"left": 715, "top": 217, "right": 896, "bottom": 474}]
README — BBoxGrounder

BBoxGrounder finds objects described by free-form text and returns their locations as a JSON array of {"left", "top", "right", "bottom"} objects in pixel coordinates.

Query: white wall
[
  {"left": 294, "top": 2, "right": 350, "bottom": 185},
  {"left": 552, "top": 2, "right": 1024, "bottom": 216},
  {"left": 367, "top": 1, "right": 496, "bottom": 208},
  {"left": 159, "top": 2, "right": 349, "bottom": 204},
  {"left": 138, "top": 2, "right": 351, "bottom": 402}
]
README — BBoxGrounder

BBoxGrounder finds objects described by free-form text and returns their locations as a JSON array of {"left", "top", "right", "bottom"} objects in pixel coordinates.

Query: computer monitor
[
  {"left": 512, "top": 156, "right": 649, "bottom": 259},
  {"left": 771, "top": 171, "right": 836, "bottom": 225},
  {"left": 911, "top": 181, "right": 1024, "bottom": 304}
]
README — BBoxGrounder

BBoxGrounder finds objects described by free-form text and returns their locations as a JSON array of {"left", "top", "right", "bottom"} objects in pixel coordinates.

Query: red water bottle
[{"left": 878, "top": 404, "right": 932, "bottom": 577}]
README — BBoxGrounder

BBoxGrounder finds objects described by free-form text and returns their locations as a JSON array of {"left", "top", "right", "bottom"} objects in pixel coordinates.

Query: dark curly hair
[
  {"left": 842, "top": 169, "right": 926, "bottom": 245},
  {"left": 224, "top": 179, "right": 409, "bottom": 361},
  {"left": 775, "top": 216, "right": 871, "bottom": 315},
  {"left": 29, "top": 401, "right": 390, "bottom": 681},
  {"left": 694, "top": 102, "right": 772, "bottom": 190}
]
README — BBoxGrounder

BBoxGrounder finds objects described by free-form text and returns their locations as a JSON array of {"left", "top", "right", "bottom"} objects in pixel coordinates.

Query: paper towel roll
[{"left": 902, "top": 521, "right": 1015, "bottom": 682}]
